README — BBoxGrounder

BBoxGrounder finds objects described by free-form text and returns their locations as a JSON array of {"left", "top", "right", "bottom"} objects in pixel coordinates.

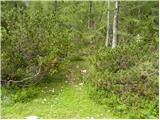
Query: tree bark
[
  {"left": 99, "top": 1, "right": 105, "bottom": 23},
  {"left": 88, "top": 1, "right": 92, "bottom": 31},
  {"left": 24, "top": 0, "right": 29, "bottom": 7},
  {"left": 54, "top": 0, "right": 58, "bottom": 16},
  {"left": 112, "top": 0, "right": 119, "bottom": 48},
  {"left": 106, "top": 0, "right": 110, "bottom": 47}
]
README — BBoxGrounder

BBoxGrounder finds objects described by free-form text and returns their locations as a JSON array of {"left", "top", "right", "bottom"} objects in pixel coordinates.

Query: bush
[
  {"left": 12, "top": 87, "right": 40, "bottom": 103},
  {"left": 87, "top": 40, "right": 158, "bottom": 118},
  {"left": 1, "top": 2, "right": 73, "bottom": 85}
]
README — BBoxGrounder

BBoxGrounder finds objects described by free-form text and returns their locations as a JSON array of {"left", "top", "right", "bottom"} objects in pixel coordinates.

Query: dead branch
[{"left": 1, "top": 57, "right": 61, "bottom": 87}]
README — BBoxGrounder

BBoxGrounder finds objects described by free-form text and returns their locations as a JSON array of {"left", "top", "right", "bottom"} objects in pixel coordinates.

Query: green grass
[
  {"left": 1, "top": 81, "right": 114, "bottom": 119},
  {"left": 1, "top": 55, "right": 111, "bottom": 119},
  {"left": 1, "top": 59, "right": 114, "bottom": 119}
]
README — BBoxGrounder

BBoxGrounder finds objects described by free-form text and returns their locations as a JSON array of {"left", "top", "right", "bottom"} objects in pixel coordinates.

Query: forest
[{"left": 1, "top": 0, "right": 159, "bottom": 119}]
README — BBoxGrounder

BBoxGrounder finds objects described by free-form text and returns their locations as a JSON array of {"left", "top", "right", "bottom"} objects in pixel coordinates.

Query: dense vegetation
[{"left": 1, "top": 1, "right": 159, "bottom": 119}]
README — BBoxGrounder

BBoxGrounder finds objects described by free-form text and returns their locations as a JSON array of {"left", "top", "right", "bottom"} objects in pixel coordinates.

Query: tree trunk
[
  {"left": 24, "top": 0, "right": 29, "bottom": 7},
  {"left": 54, "top": 0, "right": 58, "bottom": 16},
  {"left": 99, "top": 1, "right": 105, "bottom": 22},
  {"left": 106, "top": 0, "right": 110, "bottom": 47},
  {"left": 112, "top": 0, "right": 119, "bottom": 48},
  {"left": 88, "top": 1, "right": 92, "bottom": 31}
]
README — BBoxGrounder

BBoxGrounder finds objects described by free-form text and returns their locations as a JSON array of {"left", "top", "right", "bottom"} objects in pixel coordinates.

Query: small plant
[{"left": 12, "top": 87, "right": 40, "bottom": 103}]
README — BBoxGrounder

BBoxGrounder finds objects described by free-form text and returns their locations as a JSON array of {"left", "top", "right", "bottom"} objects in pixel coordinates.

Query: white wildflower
[
  {"left": 65, "top": 81, "right": 68, "bottom": 83},
  {"left": 81, "top": 69, "right": 87, "bottom": 73},
  {"left": 76, "top": 65, "right": 79, "bottom": 68},
  {"left": 52, "top": 88, "right": 55, "bottom": 93},
  {"left": 79, "top": 83, "right": 83, "bottom": 86},
  {"left": 26, "top": 116, "right": 38, "bottom": 120},
  {"left": 90, "top": 117, "right": 94, "bottom": 120}
]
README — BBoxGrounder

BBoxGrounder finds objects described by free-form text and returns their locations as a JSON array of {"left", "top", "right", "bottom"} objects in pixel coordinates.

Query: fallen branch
[
  {"left": 1, "top": 68, "right": 41, "bottom": 87},
  {"left": 1, "top": 56, "right": 61, "bottom": 87}
]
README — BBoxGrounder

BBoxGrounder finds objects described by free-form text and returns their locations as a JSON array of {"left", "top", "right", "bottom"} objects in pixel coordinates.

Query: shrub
[
  {"left": 1, "top": 2, "right": 73, "bottom": 85},
  {"left": 87, "top": 40, "right": 158, "bottom": 118},
  {"left": 12, "top": 87, "right": 40, "bottom": 103}
]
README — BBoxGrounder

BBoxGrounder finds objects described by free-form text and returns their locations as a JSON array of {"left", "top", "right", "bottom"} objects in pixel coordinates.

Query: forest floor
[
  {"left": 1, "top": 59, "right": 115, "bottom": 119},
  {"left": 1, "top": 84, "right": 113, "bottom": 119}
]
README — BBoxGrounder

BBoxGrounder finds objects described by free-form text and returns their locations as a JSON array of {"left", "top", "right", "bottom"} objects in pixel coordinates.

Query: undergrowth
[{"left": 85, "top": 39, "right": 159, "bottom": 118}]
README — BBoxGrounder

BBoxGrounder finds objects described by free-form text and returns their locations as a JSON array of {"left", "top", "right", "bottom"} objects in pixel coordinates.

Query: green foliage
[
  {"left": 1, "top": 82, "right": 114, "bottom": 119},
  {"left": 118, "top": 1, "right": 158, "bottom": 45},
  {"left": 1, "top": 1, "right": 158, "bottom": 119},
  {"left": 85, "top": 4, "right": 159, "bottom": 118},
  {"left": 87, "top": 40, "right": 158, "bottom": 118},
  {"left": 1, "top": 1, "right": 73, "bottom": 84},
  {"left": 12, "top": 88, "right": 39, "bottom": 103}
]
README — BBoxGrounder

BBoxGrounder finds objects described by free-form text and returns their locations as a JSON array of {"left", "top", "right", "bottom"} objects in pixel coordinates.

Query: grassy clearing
[
  {"left": 1, "top": 80, "right": 114, "bottom": 119},
  {"left": 1, "top": 59, "right": 114, "bottom": 119}
]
